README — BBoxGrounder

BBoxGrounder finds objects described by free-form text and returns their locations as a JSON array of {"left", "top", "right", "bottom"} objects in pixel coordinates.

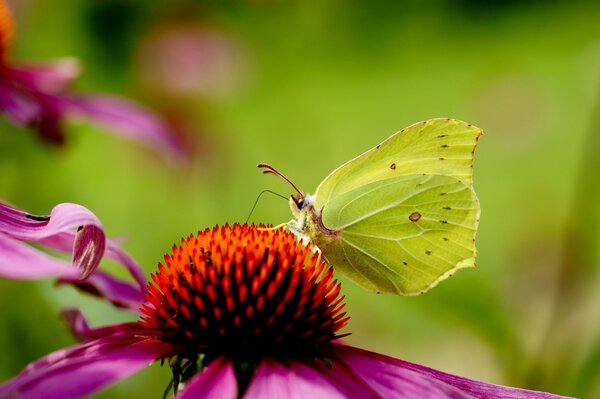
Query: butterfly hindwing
[{"left": 319, "top": 174, "right": 478, "bottom": 294}]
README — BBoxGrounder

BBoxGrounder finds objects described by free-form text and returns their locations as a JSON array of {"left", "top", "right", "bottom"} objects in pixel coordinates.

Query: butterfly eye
[{"left": 296, "top": 197, "right": 305, "bottom": 209}]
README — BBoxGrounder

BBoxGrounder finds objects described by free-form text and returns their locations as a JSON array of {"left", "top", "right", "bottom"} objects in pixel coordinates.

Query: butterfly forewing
[
  {"left": 319, "top": 174, "right": 478, "bottom": 294},
  {"left": 314, "top": 119, "right": 482, "bottom": 211}
]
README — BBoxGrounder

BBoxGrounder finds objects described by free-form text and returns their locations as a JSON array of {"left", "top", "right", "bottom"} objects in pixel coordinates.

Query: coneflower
[{"left": 0, "top": 223, "right": 572, "bottom": 399}]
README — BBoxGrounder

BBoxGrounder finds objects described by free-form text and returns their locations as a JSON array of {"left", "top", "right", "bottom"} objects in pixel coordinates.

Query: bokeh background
[{"left": 1, "top": 0, "right": 599, "bottom": 398}]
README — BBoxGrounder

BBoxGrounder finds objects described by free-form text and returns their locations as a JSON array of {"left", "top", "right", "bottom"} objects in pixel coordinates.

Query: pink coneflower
[
  {"left": 0, "top": 0, "right": 182, "bottom": 156},
  {"left": 0, "top": 224, "right": 572, "bottom": 399},
  {"left": 0, "top": 200, "right": 146, "bottom": 309}
]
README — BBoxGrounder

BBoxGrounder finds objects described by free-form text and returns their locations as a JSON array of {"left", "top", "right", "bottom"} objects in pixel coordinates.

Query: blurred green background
[{"left": 1, "top": 0, "right": 599, "bottom": 398}]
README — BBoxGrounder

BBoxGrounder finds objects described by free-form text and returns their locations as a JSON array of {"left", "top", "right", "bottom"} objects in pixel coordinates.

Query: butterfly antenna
[
  {"left": 257, "top": 163, "right": 304, "bottom": 197},
  {"left": 245, "top": 189, "right": 288, "bottom": 224}
]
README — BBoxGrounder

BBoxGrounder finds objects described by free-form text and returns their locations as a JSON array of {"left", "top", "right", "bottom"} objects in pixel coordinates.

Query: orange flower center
[
  {"left": 0, "top": 0, "right": 14, "bottom": 54},
  {"left": 139, "top": 224, "right": 349, "bottom": 361}
]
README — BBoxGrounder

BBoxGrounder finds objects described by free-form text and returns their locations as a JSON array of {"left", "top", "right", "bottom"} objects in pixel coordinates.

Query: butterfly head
[{"left": 289, "top": 193, "right": 316, "bottom": 219}]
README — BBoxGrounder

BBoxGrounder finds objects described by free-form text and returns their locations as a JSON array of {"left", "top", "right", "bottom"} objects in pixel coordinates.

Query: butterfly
[{"left": 259, "top": 118, "right": 482, "bottom": 295}]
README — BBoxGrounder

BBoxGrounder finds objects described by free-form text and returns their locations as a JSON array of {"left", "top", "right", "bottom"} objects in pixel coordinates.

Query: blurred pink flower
[
  {"left": 0, "top": 200, "right": 146, "bottom": 310},
  {"left": 135, "top": 24, "right": 247, "bottom": 99},
  {"left": 0, "top": 224, "right": 573, "bottom": 399},
  {"left": 0, "top": 0, "right": 182, "bottom": 156}
]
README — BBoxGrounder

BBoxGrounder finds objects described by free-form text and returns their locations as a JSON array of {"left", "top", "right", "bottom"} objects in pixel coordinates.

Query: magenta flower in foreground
[
  {"left": 0, "top": 1, "right": 182, "bottom": 156},
  {"left": 0, "top": 200, "right": 146, "bottom": 309},
  {"left": 0, "top": 224, "right": 572, "bottom": 399}
]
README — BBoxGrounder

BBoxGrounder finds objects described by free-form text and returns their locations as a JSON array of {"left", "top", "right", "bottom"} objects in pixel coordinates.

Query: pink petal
[
  {"left": 0, "top": 202, "right": 105, "bottom": 279},
  {"left": 0, "top": 201, "right": 102, "bottom": 243},
  {"left": 178, "top": 357, "right": 238, "bottom": 399},
  {"left": 5, "top": 59, "right": 81, "bottom": 93},
  {"left": 61, "top": 309, "right": 146, "bottom": 342},
  {"left": 333, "top": 345, "right": 574, "bottom": 399},
  {"left": 0, "top": 327, "right": 175, "bottom": 399},
  {"left": 105, "top": 240, "right": 147, "bottom": 292},
  {"left": 0, "top": 81, "right": 41, "bottom": 124},
  {"left": 59, "top": 95, "right": 184, "bottom": 158},
  {"left": 0, "top": 202, "right": 106, "bottom": 280},
  {"left": 71, "top": 270, "right": 145, "bottom": 310},
  {"left": 0, "top": 233, "right": 79, "bottom": 280},
  {"left": 0, "top": 201, "right": 147, "bottom": 308},
  {"left": 244, "top": 357, "right": 377, "bottom": 399}
]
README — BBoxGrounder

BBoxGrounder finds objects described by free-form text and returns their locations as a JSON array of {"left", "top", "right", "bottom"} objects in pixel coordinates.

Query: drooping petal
[
  {"left": 61, "top": 308, "right": 146, "bottom": 342},
  {"left": 0, "top": 201, "right": 146, "bottom": 308},
  {"left": 0, "top": 81, "right": 41, "bottom": 125},
  {"left": 0, "top": 326, "right": 176, "bottom": 399},
  {"left": 244, "top": 357, "right": 378, "bottom": 399},
  {"left": 0, "top": 233, "right": 79, "bottom": 280},
  {"left": 71, "top": 270, "right": 146, "bottom": 310},
  {"left": 332, "top": 344, "right": 574, "bottom": 399},
  {"left": 57, "top": 95, "right": 184, "bottom": 157},
  {"left": 105, "top": 239, "right": 147, "bottom": 292},
  {"left": 4, "top": 59, "right": 81, "bottom": 93},
  {"left": 0, "top": 201, "right": 105, "bottom": 280},
  {"left": 178, "top": 357, "right": 238, "bottom": 399}
]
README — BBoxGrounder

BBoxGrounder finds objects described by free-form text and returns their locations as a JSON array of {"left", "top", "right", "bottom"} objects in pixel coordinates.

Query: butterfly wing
[
  {"left": 317, "top": 174, "right": 479, "bottom": 294},
  {"left": 314, "top": 118, "right": 482, "bottom": 210},
  {"left": 313, "top": 119, "right": 482, "bottom": 295}
]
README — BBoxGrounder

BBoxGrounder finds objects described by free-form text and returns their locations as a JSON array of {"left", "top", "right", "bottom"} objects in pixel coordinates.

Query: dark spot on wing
[
  {"left": 26, "top": 214, "right": 50, "bottom": 222},
  {"left": 425, "top": 250, "right": 431, "bottom": 255},
  {"left": 440, "top": 192, "right": 447, "bottom": 196},
  {"left": 437, "top": 134, "right": 448, "bottom": 138},
  {"left": 403, "top": 261, "right": 408, "bottom": 266},
  {"left": 443, "top": 237, "right": 449, "bottom": 241},
  {"left": 390, "top": 163, "right": 396, "bottom": 170},
  {"left": 408, "top": 211, "right": 421, "bottom": 222},
  {"left": 440, "top": 144, "right": 449, "bottom": 148},
  {"left": 376, "top": 144, "right": 380, "bottom": 149},
  {"left": 439, "top": 157, "right": 445, "bottom": 160},
  {"left": 443, "top": 206, "right": 451, "bottom": 210},
  {"left": 440, "top": 220, "right": 448, "bottom": 224}
]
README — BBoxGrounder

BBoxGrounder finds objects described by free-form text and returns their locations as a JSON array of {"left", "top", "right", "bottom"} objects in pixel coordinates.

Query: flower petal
[
  {"left": 58, "top": 95, "right": 184, "bottom": 157},
  {"left": 332, "top": 345, "right": 574, "bottom": 399},
  {"left": 244, "top": 357, "right": 377, "bottom": 399},
  {"left": 105, "top": 240, "right": 147, "bottom": 292},
  {"left": 0, "top": 233, "right": 79, "bottom": 280},
  {"left": 178, "top": 357, "right": 238, "bottom": 399},
  {"left": 0, "top": 201, "right": 147, "bottom": 308},
  {"left": 0, "top": 81, "right": 41, "bottom": 124},
  {"left": 0, "top": 326, "right": 176, "bottom": 399},
  {"left": 5, "top": 59, "right": 81, "bottom": 93},
  {"left": 61, "top": 309, "right": 147, "bottom": 342},
  {"left": 0, "top": 201, "right": 105, "bottom": 280},
  {"left": 71, "top": 270, "right": 146, "bottom": 310}
]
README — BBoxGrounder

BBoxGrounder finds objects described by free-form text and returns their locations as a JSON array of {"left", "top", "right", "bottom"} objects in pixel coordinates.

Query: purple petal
[
  {"left": 0, "top": 326, "right": 176, "bottom": 399},
  {"left": 332, "top": 344, "right": 574, "bottom": 399},
  {"left": 0, "top": 81, "right": 41, "bottom": 124},
  {"left": 71, "top": 270, "right": 146, "bottom": 310},
  {"left": 244, "top": 357, "right": 377, "bottom": 399},
  {"left": 61, "top": 309, "right": 146, "bottom": 342},
  {"left": 178, "top": 357, "right": 237, "bottom": 399},
  {"left": 58, "top": 95, "right": 184, "bottom": 157},
  {"left": 0, "top": 201, "right": 105, "bottom": 280},
  {"left": 105, "top": 240, "right": 147, "bottom": 292},
  {"left": 0, "top": 233, "right": 79, "bottom": 280},
  {"left": 5, "top": 59, "right": 81, "bottom": 93},
  {"left": 0, "top": 201, "right": 147, "bottom": 308}
]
